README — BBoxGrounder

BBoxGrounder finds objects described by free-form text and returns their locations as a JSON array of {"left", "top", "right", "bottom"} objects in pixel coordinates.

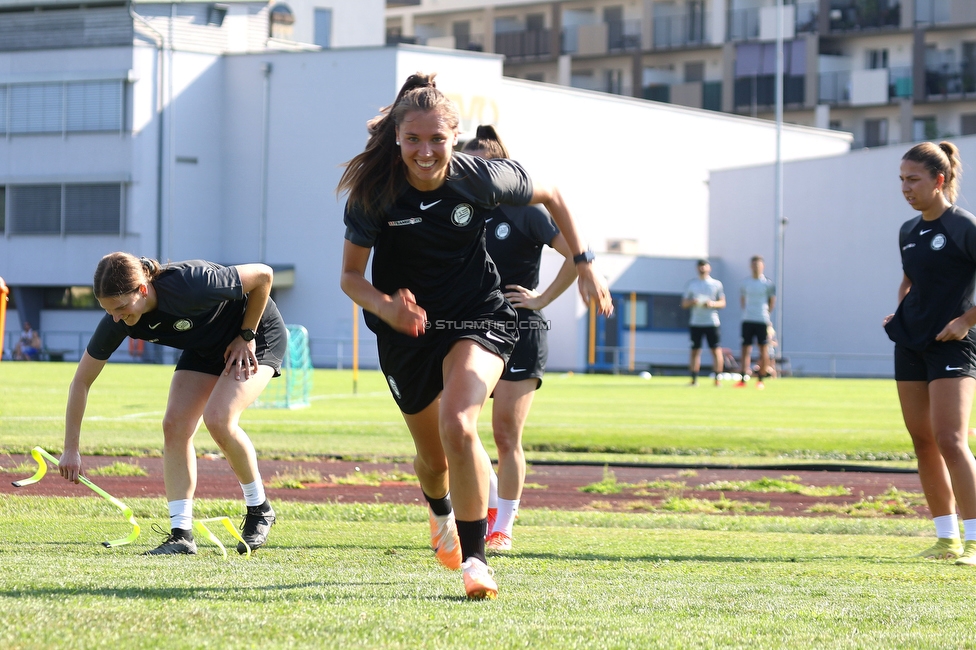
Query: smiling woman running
[
  {"left": 58, "top": 253, "right": 286, "bottom": 556},
  {"left": 338, "top": 73, "right": 612, "bottom": 599},
  {"left": 884, "top": 141, "right": 976, "bottom": 565}
]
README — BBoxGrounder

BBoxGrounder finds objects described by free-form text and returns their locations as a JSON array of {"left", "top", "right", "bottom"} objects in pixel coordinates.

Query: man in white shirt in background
[
  {"left": 681, "top": 259, "right": 726, "bottom": 386},
  {"left": 736, "top": 255, "right": 776, "bottom": 389}
]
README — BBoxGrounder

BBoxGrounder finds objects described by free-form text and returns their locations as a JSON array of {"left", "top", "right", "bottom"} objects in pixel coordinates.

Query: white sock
[
  {"left": 963, "top": 518, "right": 976, "bottom": 542},
  {"left": 168, "top": 499, "right": 193, "bottom": 531},
  {"left": 488, "top": 466, "right": 499, "bottom": 510},
  {"left": 934, "top": 514, "right": 960, "bottom": 539},
  {"left": 240, "top": 479, "right": 266, "bottom": 507},
  {"left": 494, "top": 498, "right": 520, "bottom": 537}
]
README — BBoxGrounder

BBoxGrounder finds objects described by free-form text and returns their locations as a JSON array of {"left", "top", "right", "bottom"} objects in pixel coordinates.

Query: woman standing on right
[
  {"left": 884, "top": 141, "right": 976, "bottom": 564},
  {"left": 463, "top": 126, "right": 581, "bottom": 551}
]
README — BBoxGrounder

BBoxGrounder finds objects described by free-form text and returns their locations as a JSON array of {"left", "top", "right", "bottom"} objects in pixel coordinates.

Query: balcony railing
[
  {"left": 653, "top": 13, "right": 709, "bottom": 49},
  {"left": 926, "top": 62, "right": 976, "bottom": 98},
  {"left": 727, "top": 7, "right": 760, "bottom": 41},
  {"left": 608, "top": 19, "right": 642, "bottom": 51},
  {"left": 888, "top": 66, "right": 913, "bottom": 98},
  {"left": 796, "top": 2, "right": 819, "bottom": 33},
  {"left": 828, "top": 0, "right": 901, "bottom": 32},
  {"left": 734, "top": 74, "right": 805, "bottom": 109},
  {"left": 495, "top": 28, "right": 552, "bottom": 59},
  {"left": 916, "top": 0, "right": 976, "bottom": 25},
  {"left": 819, "top": 70, "right": 851, "bottom": 104}
]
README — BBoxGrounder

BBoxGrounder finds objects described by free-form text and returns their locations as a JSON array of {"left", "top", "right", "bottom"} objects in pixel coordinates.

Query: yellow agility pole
[
  {"left": 0, "top": 276, "right": 8, "bottom": 364},
  {"left": 352, "top": 301, "right": 360, "bottom": 395},
  {"left": 629, "top": 291, "right": 637, "bottom": 372},
  {"left": 193, "top": 517, "right": 251, "bottom": 559},
  {"left": 12, "top": 446, "right": 141, "bottom": 548}
]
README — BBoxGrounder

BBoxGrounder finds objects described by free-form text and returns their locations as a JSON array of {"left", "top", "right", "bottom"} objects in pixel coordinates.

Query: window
[
  {"left": 7, "top": 183, "right": 122, "bottom": 235},
  {"left": 865, "top": 118, "right": 888, "bottom": 147},
  {"left": 962, "top": 114, "right": 976, "bottom": 136},
  {"left": 0, "top": 186, "right": 5, "bottom": 233},
  {"left": 314, "top": 8, "right": 332, "bottom": 48},
  {"left": 685, "top": 61, "right": 705, "bottom": 83},
  {"left": 4, "top": 79, "right": 123, "bottom": 135},
  {"left": 618, "top": 293, "right": 688, "bottom": 332},
  {"left": 43, "top": 287, "right": 99, "bottom": 310},
  {"left": 914, "top": 116, "right": 937, "bottom": 140},
  {"left": 867, "top": 49, "right": 888, "bottom": 69},
  {"left": 207, "top": 4, "right": 227, "bottom": 26}
]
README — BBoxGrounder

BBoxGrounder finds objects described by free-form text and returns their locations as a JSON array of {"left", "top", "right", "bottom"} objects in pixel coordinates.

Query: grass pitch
[
  {"left": 0, "top": 364, "right": 929, "bottom": 465},
  {"left": 2, "top": 364, "right": 972, "bottom": 649},
  {"left": 0, "top": 497, "right": 971, "bottom": 650}
]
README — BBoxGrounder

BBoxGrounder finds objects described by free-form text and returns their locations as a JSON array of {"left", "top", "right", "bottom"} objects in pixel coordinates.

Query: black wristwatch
[
  {"left": 573, "top": 250, "right": 595, "bottom": 265},
  {"left": 240, "top": 328, "right": 256, "bottom": 342}
]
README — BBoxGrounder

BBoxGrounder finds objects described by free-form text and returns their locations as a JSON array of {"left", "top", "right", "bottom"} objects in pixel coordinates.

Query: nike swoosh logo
[
  {"left": 920, "top": 229, "right": 932, "bottom": 235},
  {"left": 946, "top": 366, "right": 964, "bottom": 371},
  {"left": 149, "top": 323, "right": 161, "bottom": 330},
  {"left": 510, "top": 367, "right": 527, "bottom": 373},
  {"left": 485, "top": 330, "right": 505, "bottom": 343},
  {"left": 419, "top": 200, "right": 441, "bottom": 210},
  {"left": 485, "top": 218, "right": 494, "bottom": 223}
]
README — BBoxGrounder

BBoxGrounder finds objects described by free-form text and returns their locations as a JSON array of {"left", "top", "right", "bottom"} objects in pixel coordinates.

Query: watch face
[{"left": 241, "top": 329, "right": 255, "bottom": 341}]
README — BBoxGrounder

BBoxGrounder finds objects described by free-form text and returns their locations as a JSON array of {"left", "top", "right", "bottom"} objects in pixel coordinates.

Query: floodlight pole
[{"left": 773, "top": 0, "right": 786, "bottom": 354}]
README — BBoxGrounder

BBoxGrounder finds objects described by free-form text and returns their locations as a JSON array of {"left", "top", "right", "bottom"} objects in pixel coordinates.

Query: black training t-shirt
[
  {"left": 87, "top": 261, "right": 258, "bottom": 361},
  {"left": 343, "top": 152, "right": 534, "bottom": 340},
  {"left": 485, "top": 203, "right": 560, "bottom": 293},
  {"left": 886, "top": 205, "right": 976, "bottom": 350}
]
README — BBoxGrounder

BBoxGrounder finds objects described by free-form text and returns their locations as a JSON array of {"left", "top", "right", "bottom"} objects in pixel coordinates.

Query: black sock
[
  {"left": 456, "top": 518, "right": 487, "bottom": 565},
  {"left": 170, "top": 527, "right": 193, "bottom": 541},
  {"left": 690, "top": 371, "right": 698, "bottom": 382},
  {"left": 423, "top": 491, "right": 453, "bottom": 517}
]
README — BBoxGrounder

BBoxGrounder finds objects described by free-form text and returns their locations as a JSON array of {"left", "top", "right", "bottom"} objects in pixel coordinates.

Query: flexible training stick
[
  {"left": 12, "top": 446, "right": 141, "bottom": 548},
  {"left": 193, "top": 517, "right": 251, "bottom": 559}
]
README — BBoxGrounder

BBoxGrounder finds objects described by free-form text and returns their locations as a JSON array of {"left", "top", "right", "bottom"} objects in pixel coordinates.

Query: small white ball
[{"left": 638, "top": 371, "right": 652, "bottom": 380}]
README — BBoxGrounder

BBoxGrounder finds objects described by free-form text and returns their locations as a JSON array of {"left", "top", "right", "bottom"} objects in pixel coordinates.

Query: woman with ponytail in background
[
  {"left": 884, "top": 141, "right": 976, "bottom": 565},
  {"left": 463, "top": 125, "right": 581, "bottom": 552},
  {"left": 58, "top": 254, "right": 286, "bottom": 556},
  {"left": 338, "top": 73, "right": 612, "bottom": 599}
]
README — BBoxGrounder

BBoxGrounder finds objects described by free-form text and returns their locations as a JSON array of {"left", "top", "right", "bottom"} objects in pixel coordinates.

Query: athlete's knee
[
  {"left": 493, "top": 428, "right": 521, "bottom": 457},
  {"left": 202, "top": 407, "right": 239, "bottom": 442}
]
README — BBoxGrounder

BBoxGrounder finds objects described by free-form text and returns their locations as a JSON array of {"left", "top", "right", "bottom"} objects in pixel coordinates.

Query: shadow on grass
[{"left": 0, "top": 581, "right": 404, "bottom": 601}]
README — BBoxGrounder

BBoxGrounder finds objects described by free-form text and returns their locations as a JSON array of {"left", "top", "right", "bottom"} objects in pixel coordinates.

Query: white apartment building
[{"left": 386, "top": 0, "right": 976, "bottom": 148}]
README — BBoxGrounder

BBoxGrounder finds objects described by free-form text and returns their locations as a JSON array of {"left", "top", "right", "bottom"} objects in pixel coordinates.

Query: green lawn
[
  {"left": 4, "top": 365, "right": 976, "bottom": 649},
  {"left": 0, "top": 364, "right": 926, "bottom": 465},
  {"left": 0, "top": 497, "right": 969, "bottom": 650}
]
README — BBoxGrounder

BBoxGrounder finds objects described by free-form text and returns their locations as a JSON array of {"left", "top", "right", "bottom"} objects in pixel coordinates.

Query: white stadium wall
[{"left": 709, "top": 135, "right": 976, "bottom": 377}]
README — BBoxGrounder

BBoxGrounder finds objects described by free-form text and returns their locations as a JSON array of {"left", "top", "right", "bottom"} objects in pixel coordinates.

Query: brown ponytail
[
  {"left": 462, "top": 124, "right": 510, "bottom": 160},
  {"left": 903, "top": 141, "right": 963, "bottom": 203}
]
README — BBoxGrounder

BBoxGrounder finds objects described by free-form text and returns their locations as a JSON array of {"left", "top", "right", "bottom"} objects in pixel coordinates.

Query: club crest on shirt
[
  {"left": 173, "top": 319, "right": 193, "bottom": 332},
  {"left": 931, "top": 233, "right": 946, "bottom": 250},
  {"left": 387, "top": 375, "right": 401, "bottom": 399},
  {"left": 451, "top": 203, "right": 473, "bottom": 227},
  {"left": 494, "top": 222, "right": 511, "bottom": 240}
]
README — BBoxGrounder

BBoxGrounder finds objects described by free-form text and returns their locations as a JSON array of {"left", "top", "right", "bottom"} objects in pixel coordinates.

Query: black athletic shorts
[
  {"left": 175, "top": 303, "right": 287, "bottom": 378},
  {"left": 690, "top": 326, "right": 720, "bottom": 350},
  {"left": 377, "top": 297, "right": 518, "bottom": 415},
  {"left": 894, "top": 335, "right": 976, "bottom": 382},
  {"left": 499, "top": 310, "right": 547, "bottom": 388},
  {"left": 741, "top": 321, "right": 769, "bottom": 346}
]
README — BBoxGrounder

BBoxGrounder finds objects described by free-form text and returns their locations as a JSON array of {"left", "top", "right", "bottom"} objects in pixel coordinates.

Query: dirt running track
[{"left": 0, "top": 454, "right": 928, "bottom": 518}]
